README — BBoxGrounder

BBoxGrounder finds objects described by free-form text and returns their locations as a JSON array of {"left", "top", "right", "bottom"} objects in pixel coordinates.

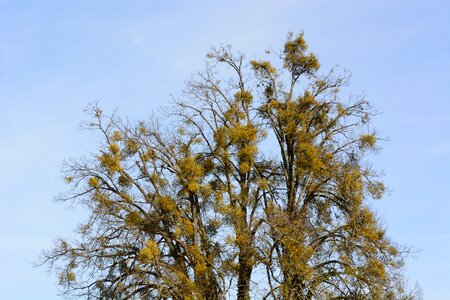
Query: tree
[{"left": 39, "top": 33, "right": 417, "bottom": 299}]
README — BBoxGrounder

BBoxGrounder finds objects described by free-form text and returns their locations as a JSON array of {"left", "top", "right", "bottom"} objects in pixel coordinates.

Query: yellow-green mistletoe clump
[{"left": 139, "top": 240, "right": 160, "bottom": 264}]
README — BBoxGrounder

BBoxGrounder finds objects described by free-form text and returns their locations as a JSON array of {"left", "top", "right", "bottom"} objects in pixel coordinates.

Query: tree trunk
[{"left": 237, "top": 253, "right": 253, "bottom": 300}]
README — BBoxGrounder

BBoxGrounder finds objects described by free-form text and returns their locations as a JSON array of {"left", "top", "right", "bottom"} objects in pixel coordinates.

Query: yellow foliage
[
  {"left": 225, "top": 234, "right": 235, "bottom": 245},
  {"left": 111, "top": 131, "right": 122, "bottom": 141},
  {"left": 296, "top": 142, "right": 325, "bottom": 173},
  {"left": 92, "top": 191, "right": 111, "bottom": 208},
  {"left": 337, "top": 103, "right": 347, "bottom": 116},
  {"left": 284, "top": 32, "right": 307, "bottom": 53},
  {"left": 202, "top": 158, "right": 215, "bottom": 173},
  {"left": 214, "top": 126, "right": 228, "bottom": 148},
  {"left": 250, "top": 60, "right": 277, "bottom": 75},
  {"left": 300, "top": 92, "right": 315, "bottom": 105},
  {"left": 125, "top": 211, "right": 142, "bottom": 227},
  {"left": 360, "top": 134, "right": 377, "bottom": 149},
  {"left": 175, "top": 271, "right": 197, "bottom": 294},
  {"left": 280, "top": 239, "right": 314, "bottom": 281},
  {"left": 179, "top": 157, "right": 204, "bottom": 178},
  {"left": 138, "top": 125, "right": 148, "bottom": 135},
  {"left": 109, "top": 143, "right": 120, "bottom": 155},
  {"left": 98, "top": 153, "right": 121, "bottom": 172},
  {"left": 235, "top": 90, "right": 253, "bottom": 105},
  {"left": 121, "top": 193, "right": 132, "bottom": 203},
  {"left": 367, "top": 180, "right": 385, "bottom": 199},
  {"left": 238, "top": 144, "right": 257, "bottom": 162},
  {"left": 67, "top": 271, "right": 76, "bottom": 282},
  {"left": 239, "top": 162, "right": 250, "bottom": 173},
  {"left": 224, "top": 108, "right": 236, "bottom": 122},
  {"left": 118, "top": 175, "right": 130, "bottom": 187},
  {"left": 235, "top": 233, "right": 251, "bottom": 248},
  {"left": 126, "top": 138, "right": 139, "bottom": 154},
  {"left": 60, "top": 240, "right": 68, "bottom": 250},
  {"left": 181, "top": 218, "right": 195, "bottom": 236},
  {"left": 139, "top": 240, "right": 160, "bottom": 264},
  {"left": 339, "top": 168, "right": 364, "bottom": 205},
  {"left": 158, "top": 195, "right": 177, "bottom": 213},
  {"left": 222, "top": 258, "right": 239, "bottom": 272},
  {"left": 257, "top": 178, "right": 269, "bottom": 190},
  {"left": 178, "top": 156, "right": 204, "bottom": 194},
  {"left": 229, "top": 124, "right": 257, "bottom": 144},
  {"left": 199, "top": 183, "right": 212, "bottom": 199},
  {"left": 88, "top": 177, "right": 99, "bottom": 188},
  {"left": 366, "top": 259, "right": 386, "bottom": 280},
  {"left": 283, "top": 33, "right": 320, "bottom": 74},
  {"left": 208, "top": 218, "right": 221, "bottom": 229},
  {"left": 194, "top": 262, "right": 208, "bottom": 275},
  {"left": 187, "top": 182, "right": 200, "bottom": 193},
  {"left": 141, "top": 150, "right": 151, "bottom": 162}
]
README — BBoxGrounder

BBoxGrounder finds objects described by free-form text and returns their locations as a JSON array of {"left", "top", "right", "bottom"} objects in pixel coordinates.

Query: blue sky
[{"left": 1, "top": 0, "right": 449, "bottom": 298}]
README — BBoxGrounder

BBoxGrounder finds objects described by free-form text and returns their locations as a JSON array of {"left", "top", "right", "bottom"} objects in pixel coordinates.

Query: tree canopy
[{"left": 39, "top": 33, "right": 417, "bottom": 299}]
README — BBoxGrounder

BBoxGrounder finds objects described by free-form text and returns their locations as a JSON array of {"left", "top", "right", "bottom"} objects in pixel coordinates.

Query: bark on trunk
[{"left": 237, "top": 253, "right": 252, "bottom": 300}]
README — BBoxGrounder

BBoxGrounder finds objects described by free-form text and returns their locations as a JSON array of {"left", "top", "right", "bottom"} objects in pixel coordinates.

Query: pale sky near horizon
[{"left": 1, "top": 1, "right": 449, "bottom": 299}]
